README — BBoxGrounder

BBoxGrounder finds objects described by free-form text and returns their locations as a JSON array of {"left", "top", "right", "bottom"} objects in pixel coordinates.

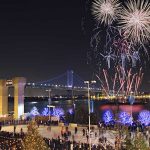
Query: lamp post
[
  {"left": 47, "top": 105, "right": 55, "bottom": 123},
  {"left": 46, "top": 89, "right": 51, "bottom": 121},
  {"left": 84, "top": 80, "right": 96, "bottom": 150},
  {"left": 128, "top": 95, "right": 135, "bottom": 123}
]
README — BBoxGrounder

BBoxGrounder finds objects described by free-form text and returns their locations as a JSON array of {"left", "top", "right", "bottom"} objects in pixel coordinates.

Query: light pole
[
  {"left": 47, "top": 105, "right": 55, "bottom": 123},
  {"left": 128, "top": 95, "right": 135, "bottom": 123},
  {"left": 84, "top": 80, "right": 96, "bottom": 150},
  {"left": 46, "top": 89, "right": 51, "bottom": 121}
]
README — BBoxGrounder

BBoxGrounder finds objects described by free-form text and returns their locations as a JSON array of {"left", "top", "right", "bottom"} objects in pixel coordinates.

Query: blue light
[
  {"left": 119, "top": 111, "right": 132, "bottom": 125},
  {"left": 138, "top": 110, "right": 150, "bottom": 126},
  {"left": 42, "top": 108, "right": 49, "bottom": 116},
  {"left": 68, "top": 108, "right": 74, "bottom": 115},
  {"left": 41, "top": 107, "right": 64, "bottom": 117},
  {"left": 52, "top": 108, "right": 64, "bottom": 117},
  {"left": 128, "top": 96, "right": 135, "bottom": 105},
  {"left": 30, "top": 106, "right": 40, "bottom": 117},
  {"left": 103, "top": 110, "right": 114, "bottom": 123}
]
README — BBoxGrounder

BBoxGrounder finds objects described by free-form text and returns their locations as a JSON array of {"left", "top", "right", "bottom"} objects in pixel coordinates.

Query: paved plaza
[{"left": 1, "top": 125, "right": 117, "bottom": 146}]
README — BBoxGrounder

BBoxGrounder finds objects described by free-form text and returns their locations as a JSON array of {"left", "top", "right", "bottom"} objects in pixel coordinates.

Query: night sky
[
  {"left": 0, "top": 0, "right": 91, "bottom": 80},
  {"left": 0, "top": 0, "right": 149, "bottom": 91}
]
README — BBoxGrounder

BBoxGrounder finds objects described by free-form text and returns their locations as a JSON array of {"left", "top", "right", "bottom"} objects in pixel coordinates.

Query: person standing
[
  {"left": 75, "top": 127, "right": 77, "bottom": 134},
  {"left": 20, "top": 128, "right": 23, "bottom": 134},
  {"left": 14, "top": 125, "right": 16, "bottom": 133},
  {"left": 95, "top": 132, "right": 97, "bottom": 138},
  {"left": 0, "top": 125, "right": 2, "bottom": 131},
  {"left": 86, "top": 135, "right": 89, "bottom": 143},
  {"left": 82, "top": 129, "right": 85, "bottom": 136}
]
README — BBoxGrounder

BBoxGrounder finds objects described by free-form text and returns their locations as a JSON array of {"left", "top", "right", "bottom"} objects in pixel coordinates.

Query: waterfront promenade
[
  {"left": 0, "top": 123, "right": 150, "bottom": 149},
  {"left": 1, "top": 125, "right": 117, "bottom": 146}
]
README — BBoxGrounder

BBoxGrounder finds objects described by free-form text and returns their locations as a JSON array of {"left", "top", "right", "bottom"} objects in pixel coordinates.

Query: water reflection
[{"left": 8, "top": 98, "right": 150, "bottom": 124}]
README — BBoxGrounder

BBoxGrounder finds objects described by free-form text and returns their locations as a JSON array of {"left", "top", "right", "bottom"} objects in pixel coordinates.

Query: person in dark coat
[{"left": 14, "top": 125, "right": 16, "bottom": 133}]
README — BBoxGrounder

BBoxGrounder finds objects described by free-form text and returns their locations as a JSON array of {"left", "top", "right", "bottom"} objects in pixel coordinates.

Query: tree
[
  {"left": 23, "top": 120, "right": 49, "bottom": 150},
  {"left": 124, "top": 134, "right": 135, "bottom": 150},
  {"left": 133, "top": 133, "right": 149, "bottom": 150},
  {"left": 124, "top": 132, "right": 149, "bottom": 150}
]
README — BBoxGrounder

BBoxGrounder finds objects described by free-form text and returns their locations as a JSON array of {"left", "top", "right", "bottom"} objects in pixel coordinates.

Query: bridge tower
[
  {"left": 67, "top": 70, "right": 73, "bottom": 88},
  {"left": 67, "top": 70, "right": 74, "bottom": 98}
]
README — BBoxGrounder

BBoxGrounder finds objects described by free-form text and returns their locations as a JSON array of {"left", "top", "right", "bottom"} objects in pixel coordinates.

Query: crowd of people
[
  {"left": 44, "top": 137, "right": 114, "bottom": 150},
  {"left": 0, "top": 119, "right": 149, "bottom": 150},
  {"left": 37, "top": 120, "right": 59, "bottom": 127},
  {"left": 0, "top": 131, "right": 23, "bottom": 150},
  {"left": 0, "top": 131, "right": 115, "bottom": 150},
  {"left": 0, "top": 124, "right": 116, "bottom": 150}
]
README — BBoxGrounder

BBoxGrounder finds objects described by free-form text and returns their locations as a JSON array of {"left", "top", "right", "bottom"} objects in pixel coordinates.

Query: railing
[{"left": 1, "top": 120, "right": 30, "bottom": 126}]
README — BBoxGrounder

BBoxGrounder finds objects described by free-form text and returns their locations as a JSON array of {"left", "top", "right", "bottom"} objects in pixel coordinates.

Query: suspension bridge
[{"left": 25, "top": 70, "right": 101, "bottom": 92}]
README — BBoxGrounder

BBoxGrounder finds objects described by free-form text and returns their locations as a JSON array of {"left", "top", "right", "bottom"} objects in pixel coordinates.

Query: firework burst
[
  {"left": 96, "top": 66, "right": 143, "bottom": 97},
  {"left": 92, "top": 0, "right": 121, "bottom": 25},
  {"left": 119, "top": 0, "right": 150, "bottom": 43}
]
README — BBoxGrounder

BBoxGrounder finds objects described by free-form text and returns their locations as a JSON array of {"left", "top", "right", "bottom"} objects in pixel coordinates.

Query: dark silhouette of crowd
[
  {"left": 44, "top": 137, "right": 114, "bottom": 150},
  {"left": 0, "top": 131, "right": 24, "bottom": 150},
  {"left": 37, "top": 120, "right": 59, "bottom": 127},
  {"left": 0, "top": 119, "right": 149, "bottom": 150},
  {"left": 0, "top": 129, "right": 115, "bottom": 150}
]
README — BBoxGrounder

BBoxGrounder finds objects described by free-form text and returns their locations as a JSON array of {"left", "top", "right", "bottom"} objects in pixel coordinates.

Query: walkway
[{"left": 1, "top": 125, "right": 117, "bottom": 146}]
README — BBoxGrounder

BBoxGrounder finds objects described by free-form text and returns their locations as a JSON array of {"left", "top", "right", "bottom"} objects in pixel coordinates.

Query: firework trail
[
  {"left": 96, "top": 66, "right": 143, "bottom": 97},
  {"left": 96, "top": 74, "right": 108, "bottom": 96},
  {"left": 100, "top": 49, "right": 116, "bottom": 68},
  {"left": 90, "top": 25, "right": 142, "bottom": 71},
  {"left": 112, "top": 73, "right": 117, "bottom": 92},
  {"left": 131, "top": 51, "right": 141, "bottom": 67}
]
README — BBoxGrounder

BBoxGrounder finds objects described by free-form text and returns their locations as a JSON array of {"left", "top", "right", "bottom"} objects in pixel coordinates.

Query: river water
[{"left": 8, "top": 98, "right": 150, "bottom": 122}]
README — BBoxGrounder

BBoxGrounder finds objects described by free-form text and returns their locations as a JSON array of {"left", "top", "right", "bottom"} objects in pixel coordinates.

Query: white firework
[
  {"left": 92, "top": 0, "right": 121, "bottom": 25},
  {"left": 119, "top": 0, "right": 150, "bottom": 43}
]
